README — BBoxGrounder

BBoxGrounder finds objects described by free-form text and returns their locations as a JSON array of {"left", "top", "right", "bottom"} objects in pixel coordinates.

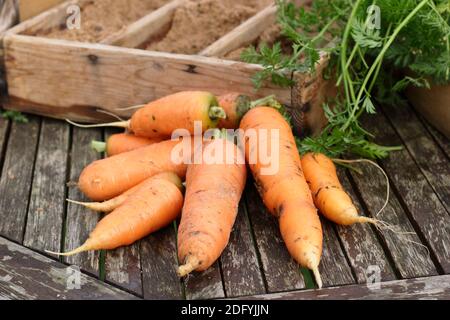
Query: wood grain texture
[
  {"left": 245, "top": 184, "right": 305, "bottom": 292},
  {"left": 140, "top": 225, "right": 183, "bottom": 300},
  {"left": 0, "top": 116, "right": 40, "bottom": 242},
  {"left": 348, "top": 155, "right": 438, "bottom": 278},
  {"left": 363, "top": 111, "right": 450, "bottom": 273},
  {"left": 382, "top": 104, "right": 450, "bottom": 212},
  {"left": 4, "top": 34, "right": 291, "bottom": 122},
  {"left": 200, "top": 4, "right": 277, "bottom": 57},
  {"left": 64, "top": 127, "right": 102, "bottom": 275},
  {"left": 335, "top": 167, "right": 396, "bottom": 283},
  {"left": 242, "top": 275, "right": 450, "bottom": 300},
  {"left": 101, "top": 0, "right": 183, "bottom": 48},
  {"left": 423, "top": 118, "right": 450, "bottom": 158},
  {"left": 318, "top": 218, "right": 355, "bottom": 287},
  {"left": 183, "top": 261, "right": 225, "bottom": 300},
  {"left": 102, "top": 128, "right": 143, "bottom": 295},
  {"left": 220, "top": 201, "right": 265, "bottom": 297},
  {"left": 0, "top": 236, "right": 138, "bottom": 300},
  {"left": 0, "top": 117, "right": 8, "bottom": 166},
  {"left": 23, "top": 119, "right": 69, "bottom": 253}
]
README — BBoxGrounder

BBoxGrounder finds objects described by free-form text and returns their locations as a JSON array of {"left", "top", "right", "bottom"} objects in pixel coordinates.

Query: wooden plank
[
  {"left": 64, "top": 127, "right": 102, "bottom": 276},
  {"left": 200, "top": 4, "right": 276, "bottom": 57},
  {"left": 318, "top": 218, "right": 355, "bottom": 287},
  {"left": 0, "top": 0, "right": 18, "bottom": 34},
  {"left": 0, "top": 116, "right": 40, "bottom": 242},
  {"left": 363, "top": 111, "right": 450, "bottom": 273},
  {"left": 101, "top": 0, "right": 183, "bottom": 48},
  {"left": 245, "top": 183, "right": 305, "bottom": 292},
  {"left": 0, "top": 236, "right": 138, "bottom": 300},
  {"left": 140, "top": 225, "right": 183, "bottom": 300},
  {"left": 19, "top": 0, "right": 65, "bottom": 22},
  {"left": 242, "top": 275, "right": 450, "bottom": 300},
  {"left": 335, "top": 167, "right": 397, "bottom": 283},
  {"left": 102, "top": 128, "right": 143, "bottom": 296},
  {"left": 5, "top": 0, "right": 79, "bottom": 36},
  {"left": 4, "top": 34, "right": 291, "bottom": 122},
  {"left": 220, "top": 201, "right": 265, "bottom": 298},
  {"left": 184, "top": 261, "right": 225, "bottom": 300},
  {"left": 382, "top": 104, "right": 450, "bottom": 212},
  {"left": 423, "top": 118, "right": 450, "bottom": 158},
  {"left": 23, "top": 119, "right": 69, "bottom": 253},
  {"left": 348, "top": 143, "right": 438, "bottom": 278}
]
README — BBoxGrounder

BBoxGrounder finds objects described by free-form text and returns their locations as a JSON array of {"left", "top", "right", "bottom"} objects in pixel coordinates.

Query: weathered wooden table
[{"left": 0, "top": 103, "right": 449, "bottom": 300}]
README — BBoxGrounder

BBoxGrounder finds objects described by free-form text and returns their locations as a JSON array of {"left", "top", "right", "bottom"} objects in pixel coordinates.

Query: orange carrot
[
  {"left": 240, "top": 107, "right": 323, "bottom": 288},
  {"left": 47, "top": 172, "right": 184, "bottom": 256},
  {"left": 68, "top": 177, "right": 149, "bottom": 212},
  {"left": 301, "top": 153, "right": 376, "bottom": 225},
  {"left": 177, "top": 133, "right": 246, "bottom": 276},
  {"left": 68, "top": 91, "right": 226, "bottom": 139},
  {"left": 78, "top": 138, "right": 192, "bottom": 201},
  {"left": 91, "top": 133, "right": 161, "bottom": 156}
]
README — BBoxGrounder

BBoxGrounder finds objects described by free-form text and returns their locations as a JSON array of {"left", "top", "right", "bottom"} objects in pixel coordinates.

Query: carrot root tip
[
  {"left": 177, "top": 256, "right": 200, "bottom": 277},
  {"left": 312, "top": 267, "right": 323, "bottom": 289},
  {"left": 66, "top": 119, "right": 130, "bottom": 129},
  {"left": 45, "top": 244, "right": 90, "bottom": 257}
]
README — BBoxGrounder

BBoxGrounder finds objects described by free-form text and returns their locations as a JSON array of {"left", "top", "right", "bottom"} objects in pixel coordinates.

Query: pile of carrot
[{"left": 48, "top": 91, "right": 376, "bottom": 289}]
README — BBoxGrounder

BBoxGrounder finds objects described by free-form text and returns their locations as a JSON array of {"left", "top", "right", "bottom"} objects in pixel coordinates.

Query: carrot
[
  {"left": 301, "top": 153, "right": 377, "bottom": 225},
  {"left": 68, "top": 91, "right": 226, "bottom": 139},
  {"left": 177, "top": 132, "right": 246, "bottom": 276},
  {"left": 68, "top": 176, "right": 150, "bottom": 212},
  {"left": 78, "top": 138, "right": 192, "bottom": 201},
  {"left": 91, "top": 133, "right": 161, "bottom": 156},
  {"left": 239, "top": 107, "right": 323, "bottom": 288},
  {"left": 217, "top": 93, "right": 281, "bottom": 129},
  {"left": 47, "top": 172, "right": 184, "bottom": 256}
]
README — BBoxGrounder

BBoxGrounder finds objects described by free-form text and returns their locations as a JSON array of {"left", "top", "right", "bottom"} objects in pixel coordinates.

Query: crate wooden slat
[{"left": 18, "top": 0, "right": 66, "bottom": 22}]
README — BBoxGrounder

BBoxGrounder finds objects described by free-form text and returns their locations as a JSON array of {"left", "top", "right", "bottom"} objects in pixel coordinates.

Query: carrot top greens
[{"left": 242, "top": 0, "right": 450, "bottom": 159}]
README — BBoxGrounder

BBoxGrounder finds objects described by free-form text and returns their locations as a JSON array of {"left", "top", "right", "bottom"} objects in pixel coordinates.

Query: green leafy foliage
[
  {"left": 241, "top": 0, "right": 450, "bottom": 159},
  {"left": 1, "top": 110, "right": 28, "bottom": 123}
]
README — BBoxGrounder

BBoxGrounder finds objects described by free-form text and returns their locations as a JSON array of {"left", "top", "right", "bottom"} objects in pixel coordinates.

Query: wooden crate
[{"left": 1, "top": 0, "right": 331, "bottom": 136}]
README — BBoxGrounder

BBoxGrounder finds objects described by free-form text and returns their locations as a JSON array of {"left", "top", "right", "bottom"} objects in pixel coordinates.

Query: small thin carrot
[
  {"left": 47, "top": 172, "right": 184, "bottom": 256},
  {"left": 67, "top": 91, "right": 226, "bottom": 139},
  {"left": 240, "top": 106, "right": 323, "bottom": 288},
  {"left": 91, "top": 133, "right": 161, "bottom": 156},
  {"left": 177, "top": 132, "right": 247, "bottom": 276},
  {"left": 78, "top": 138, "right": 192, "bottom": 201}
]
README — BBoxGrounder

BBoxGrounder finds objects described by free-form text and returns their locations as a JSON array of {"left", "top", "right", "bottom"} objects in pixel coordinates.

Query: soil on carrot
[
  {"left": 145, "top": 0, "right": 273, "bottom": 54},
  {"left": 33, "top": 0, "right": 170, "bottom": 43}
]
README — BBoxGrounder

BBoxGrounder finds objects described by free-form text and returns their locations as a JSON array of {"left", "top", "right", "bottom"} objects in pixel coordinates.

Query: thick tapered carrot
[
  {"left": 47, "top": 173, "right": 184, "bottom": 256},
  {"left": 301, "top": 153, "right": 377, "bottom": 225},
  {"left": 78, "top": 138, "right": 192, "bottom": 201},
  {"left": 177, "top": 133, "right": 247, "bottom": 276},
  {"left": 67, "top": 172, "right": 178, "bottom": 212},
  {"left": 68, "top": 91, "right": 226, "bottom": 139},
  {"left": 240, "top": 106, "right": 323, "bottom": 288},
  {"left": 217, "top": 93, "right": 281, "bottom": 129},
  {"left": 91, "top": 133, "right": 161, "bottom": 156}
]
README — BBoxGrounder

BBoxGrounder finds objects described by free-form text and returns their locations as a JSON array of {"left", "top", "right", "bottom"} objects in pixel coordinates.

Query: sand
[
  {"left": 37, "top": 0, "right": 170, "bottom": 43},
  {"left": 145, "top": 0, "right": 273, "bottom": 54}
]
